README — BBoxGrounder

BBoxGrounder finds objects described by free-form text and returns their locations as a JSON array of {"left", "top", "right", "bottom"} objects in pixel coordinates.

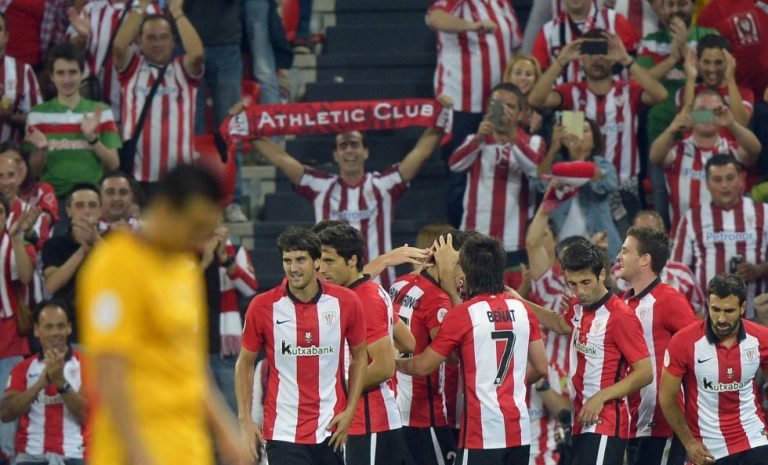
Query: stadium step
[
  {"left": 324, "top": 26, "right": 435, "bottom": 54},
  {"left": 305, "top": 81, "right": 434, "bottom": 101}
]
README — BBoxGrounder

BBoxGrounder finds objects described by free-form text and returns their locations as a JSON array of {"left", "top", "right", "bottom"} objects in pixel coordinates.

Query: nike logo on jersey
[
  {"left": 276, "top": 319, "right": 291, "bottom": 325},
  {"left": 697, "top": 357, "right": 713, "bottom": 363}
]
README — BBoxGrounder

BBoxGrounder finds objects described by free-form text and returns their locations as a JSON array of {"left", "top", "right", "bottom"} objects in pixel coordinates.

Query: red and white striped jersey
[
  {"left": 19, "top": 181, "right": 59, "bottom": 223},
  {"left": 0, "top": 229, "right": 35, "bottom": 321},
  {"left": 529, "top": 264, "right": 572, "bottom": 373},
  {"left": 532, "top": 4, "right": 639, "bottom": 84},
  {"left": 672, "top": 198, "right": 768, "bottom": 318},
  {"left": 623, "top": 279, "right": 697, "bottom": 438},
  {"left": 218, "top": 244, "right": 258, "bottom": 356},
  {"left": 347, "top": 277, "right": 401, "bottom": 434},
  {"left": 448, "top": 130, "right": 545, "bottom": 252},
  {"left": 428, "top": 0, "right": 522, "bottom": 113},
  {"left": 674, "top": 83, "right": 755, "bottom": 118},
  {"left": 429, "top": 293, "right": 542, "bottom": 449},
  {"left": 528, "top": 364, "right": 567, "bottom": 465},
  {"left": 390, "top": 271, "right": 452, "bottom": 428},
  {"left": 72, "top": 1, "right": 160, "bottom": 119},
  {"left": 118, "top": 55, "right": 201, "bottom": 182},
  {"left": 8, "top": 198, "right": 52, "bottom": 252},
  {"left": 565, "top": 292, "right": 650, "bottom": 438},
  {"left": 445, "top": 362, "right": 461, "bottom": 429},
  {"left": 664, "top": 319, "right": 768, "bottom": 460},
  {"left": 0, "top": 54, "right": 42, "bottom": 143},
  {"left": 610, "top": 261, "right": 706, "bottom": 316},
  {"left": 241, "top": 279, "right": 366, "bottom": 444},
  {"left": 547, "top": 0, "right": 660, "bottom": 41},
  {"left": 662, "top": 135, "right": 740, "bottom": 232},
  {"left": 5, "top": 350, "right": 85, "bottom": 458},
  {"left": 295, "top": 166, "right": 407, "bottom": 290},
  {"left": 555, "top": 80, "right": 645, "bottom": 183}
]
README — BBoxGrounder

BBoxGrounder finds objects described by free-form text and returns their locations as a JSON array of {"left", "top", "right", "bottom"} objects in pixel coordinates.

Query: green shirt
[
  {"left": 25, "top": 98, "right": 122, "bottom": 196},
  {"left": 637, "top": 26, "right": 719, "bottom": 143}
]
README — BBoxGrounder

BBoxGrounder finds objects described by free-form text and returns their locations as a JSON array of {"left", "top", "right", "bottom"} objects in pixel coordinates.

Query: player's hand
[
  {"left": 433, "top": 234, "right": 459, "bottom": 292},
  {"left": 327, "top": 408, "right": 354, "bottom": 451},
  {"left": 735, "top": 261, "right": 763, "bottom": 282},
  {"left": 684, "top": 46, "right": 698, "bottom": 79},
  {"left": 684, "top": 439, "right": 715, "bottom": 465},
  {"left": 754, "top": 293, "right": 768, "bottom": 324},
  {"left": 239, "top": 419, "right": 263, "bottom": 462},
  {"left": 68, "top": 7, "right": 90, "bottom": 37},
  {"left": 578, "top": 393, "right": 605, "bottom": 426},
  {"left": 387, "top": 244, "right": 430, "bottom": 268}
]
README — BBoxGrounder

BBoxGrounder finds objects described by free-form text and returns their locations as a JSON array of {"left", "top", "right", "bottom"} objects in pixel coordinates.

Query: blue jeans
[
  {"left": 1, "top": 356, "right": 23, "bottom": 457},
  {"left": 195, "top": 44, "right": 244, "bottom": 204},
  {"left": 297, "top": 0, "right": 313, "bottom": 40},
  {"left": 209, "top": 354, "right": 237, "bottom": 414},
  {"left": 243, "top": 0, "right": 282, "bottom": 105}
]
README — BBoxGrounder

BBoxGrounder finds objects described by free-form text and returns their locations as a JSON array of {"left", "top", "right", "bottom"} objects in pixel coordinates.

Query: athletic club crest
[
  {"left": 304, "top": 332, "right": 313, "bottom": 344},
  {"left": 732, "top": 13, "right": 761, "bottom": 46},
  {"left": 727, "top": 367, "right": 735, "bottom": 379},
  {"left": 745, "top": 347, "right": 758, "bottom": 362},
  {"left": 322, "top": 311, "right": 337, "bottom": 327}
]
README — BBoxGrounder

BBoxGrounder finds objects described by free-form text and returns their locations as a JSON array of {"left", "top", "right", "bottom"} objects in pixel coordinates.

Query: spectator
[
  {"left": 1, "top": 0, "right": 69, "bottom": 71},
  {"left": 185, "top": 0, "right": 248, "bottom": 222},
  {"left": 534, "top": 119, "right": 622, "bottom": 259},
  {"left": 650, "top": 90, "right": 761, "bottom": 231},
  {"left": 426, "top": 0, "right": 523, "bottom": 227},
  {"left": 532, "top": 0, "right": 640, "bottom": 84},
  {"left": 660, "top": 274, "right": 768, "bottom": 465},
  {"left": 677, "top": 35, "right": 754, "bottom": 126},
  {"left": 0, "top": 301, "right": 86, "bottom": 465},
  {"left": 98, "top": 171, "right": 139, "bottom": 232},
  {"left": 292, "top": 0, "right": 314, "bottom": 54},
  {"left": 251, "top": 124, "right": 444, "bottom": 290},
  {"left": 67, "top": 0, "right": 161, "bottom": 121},
  {"left": 25, "top": 43, "right": 121, "bottom": 203},
  {"left": 113, "top": 0, "right": 204, "bottom": 193},
  {"left": 0, "top": 13, "right": 42, "bottom": 145},
  {"left": 243, "top": 0, "right": 290, "bottom": 107},
  {"left": 529, "top": 29, "right": 668, "bottom": 232},
  {"left": 0, "top": 148, "right": 57, "bottom": 225},
  {"left": 502, "top": 55, "right": 545, "bottom": 135},
  {"left": 0, "top": 192, "right": 35, "bottom": 459},
  {"left": 200, "top": 223, "right": 257, "bottom": 412},
  {"left": 672, "top": 155, "right": 768, "bottom": 317},
  {"left": 448, "top": 83, "right": 546, "bottom": 266},
  {"left": 637, "top": 0, "right": 719, "bottom": 226},
  {"left": 42, "top": 184, "right": 101, "bottom": 338},
  {"left": 0, "top": 152, "right": 51, "bottom": 253},
  {"left": 610, "top": 210, "right": 706, "bottom": 315}
]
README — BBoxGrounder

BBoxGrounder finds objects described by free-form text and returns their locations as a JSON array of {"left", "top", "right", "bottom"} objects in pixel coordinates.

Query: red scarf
[{"left": 220, "top": 99, "right": 452, "bottom": 149}]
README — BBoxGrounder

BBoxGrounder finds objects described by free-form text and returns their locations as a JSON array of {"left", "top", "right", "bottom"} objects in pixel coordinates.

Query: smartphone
[
  {"left": 562, "top": 111, "right": 585, "bottom": 139},
  {"left": 729, "top": 255, "right": 743, "bottom": 273},
  {"left": 580, "top": 40, "right": 608, "bottom": 55},
  {"left": 489, "top": 100, "right": 505, "bottom": 130},
  {"left": 691, "top": 109, "right": 715, "bottom": 124}
]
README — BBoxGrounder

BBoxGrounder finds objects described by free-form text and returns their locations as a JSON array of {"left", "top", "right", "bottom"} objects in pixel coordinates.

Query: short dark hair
[
  {"left": 626, "top": 226, "right": 669, "bottom": 274},
  {"left": 560, "top": 240, "right": 605, "bottom": 277},
  {"left": 311, "top": 219, "right": 348, "bottom": 235},
  {"left": 490, "top": 82, "right": 525, "bottom": 105},
  {"left": 317, "top": 224, "right": 366, "bottom": 271},
  {"left": 139, "top": 13, "right": 172, "bottom": 36},
  {"left": 152, "top": 165, "right": 223, "bottom": 209},
  {"left": 66, "top": 183, "right": 101, "bottom": 207},
  {"left": 48, "top": 43, "right": 85, "bottom": 73},
  {"left": 707, "top": 273, "right": 746, "bottom": 306},
  {"left": 561, "top": 118, "right": 604, "bottom": 160},
  {"left": 334, "top": 131, "right": 368, "bottom": 149},
  {"left": 555, "top": 236, "right": 591, "bottom": 262},
  {"left": 277, "top": 227, "right": 321, "bottom": 260},
  {"left": 697, "top": 34, "right": 732, "bottom": 56},
  {"left": 633, "top": 210, "right": 666, "bottom": 232},
  {"left": 459, "top": 235, "right": 506, "bottom": 297},
  {"left": 705, "top": 154, "right": 742, "bottom": 180},
  {"left": 100, "top": 170, "right": 134, "bottom": 188},
  {"left": 33, "top": 299, "right": 70, "bottom": 324}
]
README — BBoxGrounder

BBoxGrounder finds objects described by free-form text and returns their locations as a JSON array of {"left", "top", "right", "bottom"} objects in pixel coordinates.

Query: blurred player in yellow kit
[{"left": 77, "top": 165, "right": 248, "bottom": 465}]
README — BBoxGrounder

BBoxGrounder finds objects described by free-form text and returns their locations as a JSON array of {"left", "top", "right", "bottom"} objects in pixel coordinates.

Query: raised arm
[
  {"left": 169, "top": 0, "right": 204, "bottom": 76},
  {"left": 715, "top": 105, "right": 761, "bottom": 166},
  {"left": 251, "top": 137, "right": 305, "bottom": 184},
  {"left": 398, "top": 127, "right": 442, "bottom": 184},
  {"left": 526, "top": 188, "right": 557, "bottom": 281},
  {"left": 722, "top": 51, "right": 750, "bottom": 127},
  {"left": 426, "top": 9, "right": 492, "bottom": 34},
  {"left": 605, "top": 32, "right": 668, "bottom": 105},
  {"left": 650, "top": 111, "right": 690, "bottom": 167},
  {"left": 529, "top": 40, "right": 582, "bottom": 109},
  {"left": 112, "top": 0, "right": 150, "bottom": 71},
  {"left": 641, "top": 18, "right": 687, "bottom": 81}
]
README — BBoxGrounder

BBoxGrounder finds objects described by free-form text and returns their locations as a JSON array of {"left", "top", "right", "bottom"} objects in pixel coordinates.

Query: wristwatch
[
  {"left": 535, "top": 380, "right": 551, "bottom": 392},
  {"left": 57, "top": 382, "right": 72, "bottom": 394}
]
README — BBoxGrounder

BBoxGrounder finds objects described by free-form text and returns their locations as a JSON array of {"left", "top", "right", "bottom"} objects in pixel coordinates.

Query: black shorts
[
  {"left": 571, "top": 433, "right": 626, "bottom": 465},
  {"left": 627, "top": 436, "right": 686, "bottom": 465},
  {"left": 716, "top": 445, "right": 768, "bottom": 465},
  {"left": 454, "top": 445, "right": 529, "bottom": 465},
  {"left": 346, "top": 428, "right": 404, "bottom": 465},
  {"left": 266, "top": 438, "right": 344, "bottom": 465},
  {"left": 402, "top": 426, "right": 457, "bottom": 465}
]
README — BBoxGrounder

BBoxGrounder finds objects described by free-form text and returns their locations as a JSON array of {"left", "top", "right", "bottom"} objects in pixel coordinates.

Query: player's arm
[
  {"left": 112, "top": 0, "right": 149, "bottom": 71},
  {"left": 526, "top": 338, "right": 548, "bottom": 384},
  {"left": 526, "top": 192, "right": 556, "bottom": 280},
  {"left": 363, "top": 246, "right": 429, "bottom": 279},
  {"left": 393, "top": 319, "right": 415, "bottom": 354},
  {"left": 234, "top": 346, "right": 262, "bottom": 462},
  {"left": 660, "top": 369, "right": 715, "bottom": 465},
  {"left": 578, "top": 357, "right": 653, "bottom": 425},
  {"left": 364, "top": 336, "right": 396, "bottom": 390},
  {"left": 328, "top": 340, "right": 366, "bottom": 452},
  {"left": 521, "top": 297, "right": 572, "bottom": 335},
  {"left": 250, "top": 137, "right": 305, "bottom": 184},
  {"left": 205, "top": 371, "right": 248, "bottom": 465},
  {"left": 0, "top": 370, "right": 47, "bottom": 422},
  {"left": 396, "top": 347, "right": 446, "bottom": 377}
]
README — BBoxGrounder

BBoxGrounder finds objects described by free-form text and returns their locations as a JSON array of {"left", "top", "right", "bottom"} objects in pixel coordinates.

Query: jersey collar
[
  {"left": 420, "top": 269, "right": 441, "bottom": 288},
  {"left": 626, "top": 277, "right": 661, "bottom": 301},
  {"left": 283, "top": 278, "right": 324, "bottom": 304},
  {"left": 348, "top": 274, "right": 371, "bottom": 289},
  {"left": 705, "top": 317, "right": 747, "bottom": 345},
  {"left": 583, "top": 290, "right": 612, "bottom": 311}
]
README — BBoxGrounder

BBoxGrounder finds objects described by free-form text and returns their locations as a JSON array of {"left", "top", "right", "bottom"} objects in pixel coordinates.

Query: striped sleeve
[
  {"left": 448, "top": 135, "right": 482, "bottom": 172},
  {"left": 228, "top": 246, "right": 258, "bottom": 297},
  {"left": 295, "top": 167, "right": 336, "bottom": 200},
  {"left": 672, "top": 213, "right": 695, "bottom": 267}
]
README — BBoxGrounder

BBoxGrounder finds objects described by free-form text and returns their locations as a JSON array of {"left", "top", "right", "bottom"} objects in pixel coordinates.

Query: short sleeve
[
  {"left": 344, "top": 293, "right": 366, "bottom": 348},
  {"left": 425, "top": 292, "right": 452, "bottom": 332},
  {"left": 241, "top": 297, "right": 265, "bottom": 353},
  {"left": 564, "top": 303, "right": 576, "bottom": 330},
  {"left": 429, "top": 305, "right": 469, "bottom": 357},
  {"left": 364, "top": 289, "right": 391, "bottom": 343},
  {"left": 5, "top": 360, "right": 26, "bottom": 392},
  {"left": 629, "top": 80, "right": 645, "bottom": 108},
  {"left": 117, "top": 53, "right": 141, "bottom": 83},
  {"left": 613, "top": 311, "right": 650, "bottom": 364},
  {"left": 373, "top": 166, "right": 408, "bottom": 201},
  {"left": 428, "top": 0, "right": 461, "bottom": 14},
  {"left": 613, "top": 12, "right": 640, "bottom": 53},
  {"left": 664, "top": 330, "right": 691, "bottom": 378},
  {"left": 295, "top": 167, "right": 333, "bottom": 200},
  {"left": 662, "top": 290, "right": 698, "bottom": 333},
  {"left": 42, "top": 237, "right": 66, "bottom": 269},
  {"left": 554, "top": 83, "right": 574, "bottom": 110},
  {"left": 76, "top": 248, "right": 143, "bottom": 356},
  {"left": 526, "top": 303, "right": 542, "bottom": 341}
]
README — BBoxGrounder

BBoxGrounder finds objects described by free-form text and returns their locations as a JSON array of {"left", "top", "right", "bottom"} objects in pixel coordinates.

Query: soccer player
[
  {"left": 615, "top": 227, "right": 698, "bottom": 465},
  {"left": 525, "top": 240, "right": 653, "bottom": 465},
  {"left": 77, "top": 165, "right": 247, "bottom": 465},
  {"left": 235, "top": 227, "right": 367, "bottom": 465},
  {"left": 660, "top": 274, "right": 768, "bottom": 465},
  {"left": 396, "top": 235, "right": 548, "bottom": 465},
  {"left": 316, "top": 224, "right": 402, "bottom": 465}
]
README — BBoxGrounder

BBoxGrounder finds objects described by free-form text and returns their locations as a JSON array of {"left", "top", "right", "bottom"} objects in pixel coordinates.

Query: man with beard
[
  {"left": 660, "top": 274, "right": 768, "bottom": 465},
  {"left": 529, "top": 28, "right": 667, "bottom": 232},
  {"left": 98, "top": 171, "right": 138, "bottom": 232}
]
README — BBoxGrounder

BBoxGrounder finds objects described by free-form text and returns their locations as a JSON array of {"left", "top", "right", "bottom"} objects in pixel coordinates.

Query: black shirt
[
  {"left": 185, "top": 0, "right": 241, "bottom": 46},
  {"left": 42, "top": 233, "right": 82, "bottom": 341}
]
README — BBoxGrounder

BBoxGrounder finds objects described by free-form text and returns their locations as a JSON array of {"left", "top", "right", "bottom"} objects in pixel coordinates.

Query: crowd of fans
[{"left": 0, "top": 0, "right": 767, "bottom": 464}]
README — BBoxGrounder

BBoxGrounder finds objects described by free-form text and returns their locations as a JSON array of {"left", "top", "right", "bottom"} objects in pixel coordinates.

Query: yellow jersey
[{"left": 77, "top": 231, "right": 212, "bottom": 465}]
